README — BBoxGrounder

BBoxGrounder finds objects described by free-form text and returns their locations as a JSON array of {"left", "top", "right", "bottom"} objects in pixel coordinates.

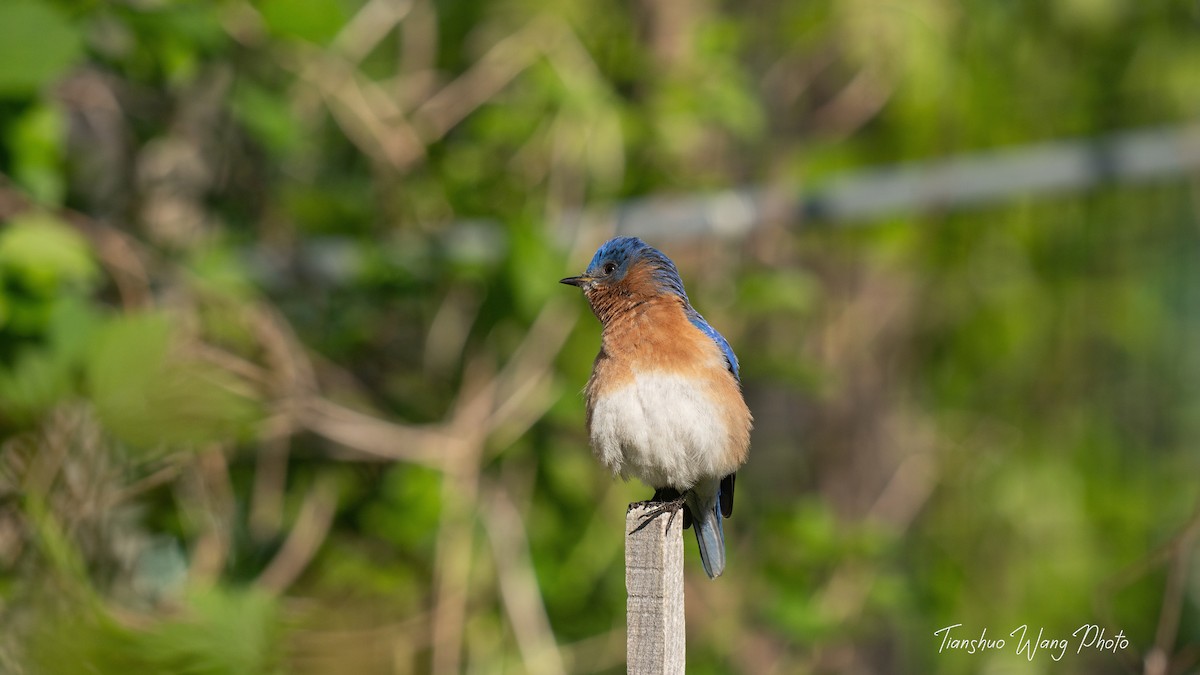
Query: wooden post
[{"left": 625, "top": 503, "right": 685, "bottom": 674}]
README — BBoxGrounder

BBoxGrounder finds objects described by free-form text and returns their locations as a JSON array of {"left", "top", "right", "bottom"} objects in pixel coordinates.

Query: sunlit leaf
[
  {"left": 0, "top": 212, "right": 98, "bottom": 295},
  {"left": 0, "top": 0, "right": 82, "bottom": 96},
  {"left": 258, "top": 0, "right": 346, "bottom": 44},
  {"left": 86, "top": 312, "right": 262, "bottom": 449},
  {"left": 7, "top": 103, "right": 67, "bottom": 204},
  {"left": 30, "top": 588, "right": 281, "bottom": 675}
]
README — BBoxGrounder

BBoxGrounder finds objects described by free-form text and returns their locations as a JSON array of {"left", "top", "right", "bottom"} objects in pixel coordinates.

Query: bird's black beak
[{"left": 560, "top": 275, "right": 589, "bottom": 287}]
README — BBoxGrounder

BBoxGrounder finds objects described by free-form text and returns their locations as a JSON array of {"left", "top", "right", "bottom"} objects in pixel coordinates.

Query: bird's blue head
[
  {"left": 561, "top": 236, "right": 741, "bottom": 378},
  {"left": 559, "top": 237, "right": 688, "bottom": 301}
]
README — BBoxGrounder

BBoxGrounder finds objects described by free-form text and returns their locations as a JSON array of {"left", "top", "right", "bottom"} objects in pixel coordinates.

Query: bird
[{"left": 560, "top": 236, "right": 752, "bottom": 579}]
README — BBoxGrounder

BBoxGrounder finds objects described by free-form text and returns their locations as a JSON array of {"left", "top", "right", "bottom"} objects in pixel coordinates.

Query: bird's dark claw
[{"left": 629, "top": 488, "right": 691, "bottom": 535}]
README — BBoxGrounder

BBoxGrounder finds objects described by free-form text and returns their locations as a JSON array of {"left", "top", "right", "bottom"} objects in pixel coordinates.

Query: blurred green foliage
[{"left": 0, "top": 0, "right": 1198, "bottom": 673}]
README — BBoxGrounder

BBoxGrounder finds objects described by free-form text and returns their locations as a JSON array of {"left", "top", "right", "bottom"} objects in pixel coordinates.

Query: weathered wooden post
[{"left": 625, "top": 503, "right": 685, "bottom": 674}]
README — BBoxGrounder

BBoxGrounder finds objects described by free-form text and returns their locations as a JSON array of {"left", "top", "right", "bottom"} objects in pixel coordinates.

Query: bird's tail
[{"left": 687, "top": 483, "right": 725, "bottom": 579}]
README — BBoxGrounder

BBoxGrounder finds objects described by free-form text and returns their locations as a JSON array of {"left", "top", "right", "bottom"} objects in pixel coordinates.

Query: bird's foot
[{"left": 629, "top": 488, "right": 690, "bottom": 535}]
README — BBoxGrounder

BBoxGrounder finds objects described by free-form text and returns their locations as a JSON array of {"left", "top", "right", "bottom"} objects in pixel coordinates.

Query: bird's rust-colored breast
[{"left": 583, "top": 294, "right": 751, "bottom": 469}]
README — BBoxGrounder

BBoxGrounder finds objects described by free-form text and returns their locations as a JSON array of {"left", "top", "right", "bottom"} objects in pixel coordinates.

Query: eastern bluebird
[{"left": 561, "top": 237, "right": 752, "bottom": 579}]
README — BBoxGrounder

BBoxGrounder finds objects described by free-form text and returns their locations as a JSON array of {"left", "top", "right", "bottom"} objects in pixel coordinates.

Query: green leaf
[
  {"left": 142, "top": 587, "right": 281, "bottom": 675},
  {"left": 30, "top": 587, "right": 281, "bottom": 675},
  {"left": 258, "top": 0, "right": 346, "bottom": 44},
  {"left": 7, "top": 103, "right": 67, "bottom": 204},
  {"left": 231, "top": 81, "right": 304, "bottom": 155},
  {"left": 0, "top": 0, "right": 83, "bottom": 96},
  {"left": 0, "top": 347, "right": 72, "bottom": 423},
  {"left": 86, "top": 312, "right": 262, "bottom": 450},
  {"left": 0, "top": 212, "right": 98, "bottom": 295},
  {"left": 46, "top": 295, "right": 105, "bottom": 365},
  {"left": 0, "top": 296, "right": 104, "bottom": 421}
]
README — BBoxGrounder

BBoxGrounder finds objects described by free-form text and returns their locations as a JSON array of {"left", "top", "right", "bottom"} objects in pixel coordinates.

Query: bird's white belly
[{"left": 589, "top": 373, "right": 730, "bottom": 489}]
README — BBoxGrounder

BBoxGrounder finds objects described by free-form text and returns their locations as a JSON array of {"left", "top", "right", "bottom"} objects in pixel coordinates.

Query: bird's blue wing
[{"left": 687, "top": 309, "right": 740, "bottom": 381}]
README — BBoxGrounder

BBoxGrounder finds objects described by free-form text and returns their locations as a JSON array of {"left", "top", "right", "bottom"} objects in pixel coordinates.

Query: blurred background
[{"left": 1, "top": 0, "right": 1198, "bottom": 673}]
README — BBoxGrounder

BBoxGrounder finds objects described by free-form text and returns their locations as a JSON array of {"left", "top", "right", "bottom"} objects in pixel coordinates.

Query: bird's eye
[{"left": 602, "top": 262, "right": 617, "bottom": 275}]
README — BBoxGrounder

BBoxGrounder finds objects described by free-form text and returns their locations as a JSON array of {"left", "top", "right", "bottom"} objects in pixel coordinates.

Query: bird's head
[{"left": 561, "top": 237, "right": 687, "bottom": 320}]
